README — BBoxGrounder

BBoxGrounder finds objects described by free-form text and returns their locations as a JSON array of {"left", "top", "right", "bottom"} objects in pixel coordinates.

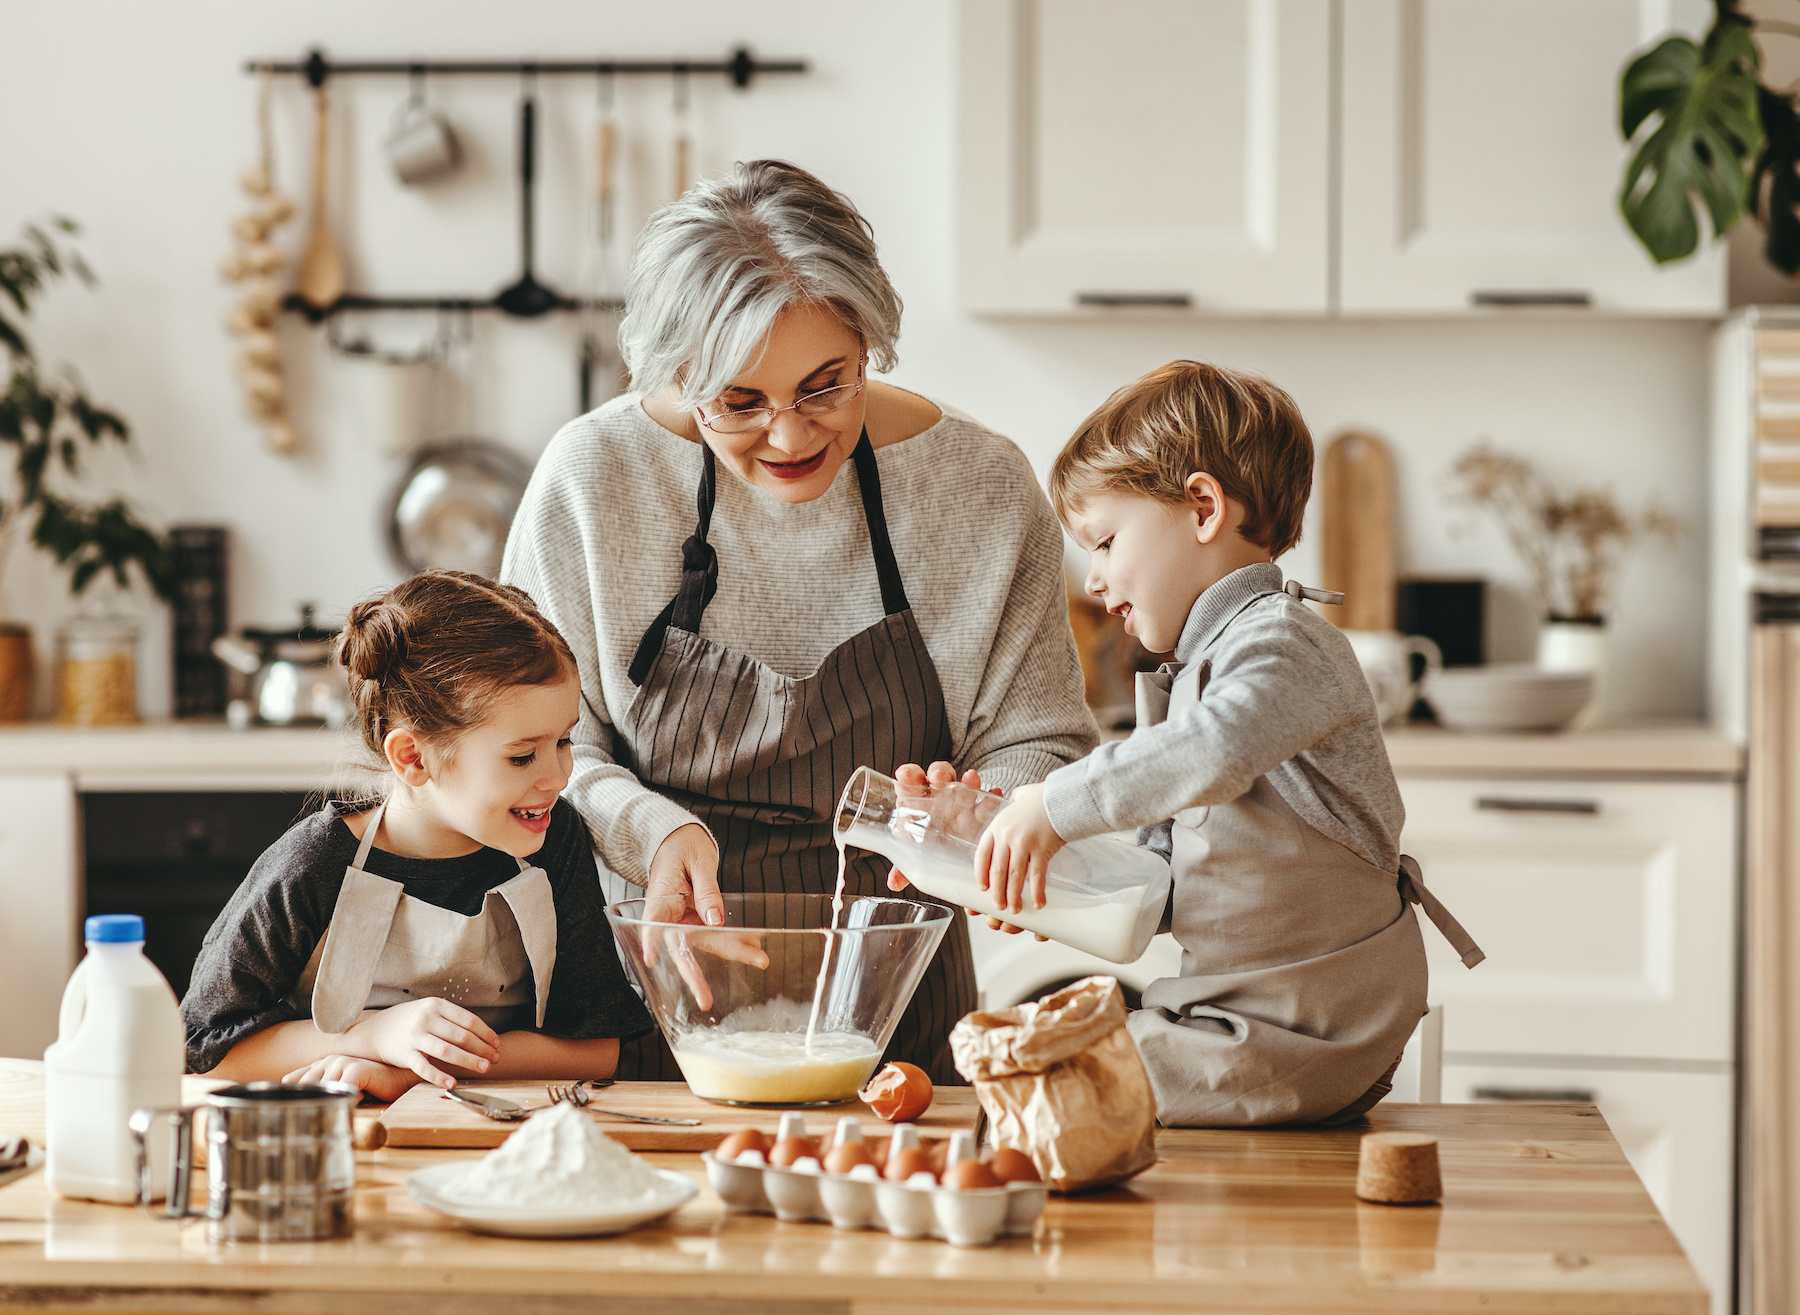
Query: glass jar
[{"left": 59, "top": 617, "right": 138, "bottom": 725}]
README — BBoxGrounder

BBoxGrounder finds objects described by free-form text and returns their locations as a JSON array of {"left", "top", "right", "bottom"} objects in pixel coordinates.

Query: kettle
[{"left": 212, "top": 606, "right": 350, "bottom": 728}]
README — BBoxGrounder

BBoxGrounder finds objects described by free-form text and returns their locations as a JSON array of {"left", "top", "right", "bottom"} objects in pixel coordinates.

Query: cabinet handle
[
  {"left": 1474, "top": 796, "right": 1600, "bottom": 816},
  {"left": 1469, "top": 290, "right": 1592, "bottom": 308},
  {"left": 1075, "top": 292, "right": 1192, "bottom": 308},
  {"left": 1472, "top": 1085, "right": 1596, "bottom": 1103}
]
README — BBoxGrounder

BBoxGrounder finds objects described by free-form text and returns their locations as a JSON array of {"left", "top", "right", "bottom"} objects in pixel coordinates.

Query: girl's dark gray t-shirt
[{"left": 181, "top": 799, "right": 652, "bottom": 1073}]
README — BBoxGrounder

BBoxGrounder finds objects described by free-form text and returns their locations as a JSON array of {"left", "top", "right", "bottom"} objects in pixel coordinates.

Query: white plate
[{"left": 405, "top": 1163, "right": 697, "bottom": 1238}]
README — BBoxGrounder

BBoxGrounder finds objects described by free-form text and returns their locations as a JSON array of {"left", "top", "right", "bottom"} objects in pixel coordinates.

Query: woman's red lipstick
[{"left": 759, "top": 448, "right": 829, "bottom": 480}]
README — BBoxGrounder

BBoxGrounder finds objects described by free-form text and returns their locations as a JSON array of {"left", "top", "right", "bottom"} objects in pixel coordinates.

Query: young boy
[{"left": 977, "top": 360, "right": 1482, "bottom": 1127}]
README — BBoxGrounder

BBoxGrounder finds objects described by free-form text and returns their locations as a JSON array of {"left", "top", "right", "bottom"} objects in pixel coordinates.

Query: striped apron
[{"left": 607, "top": 431, "right": 974, "bottom": 1084}]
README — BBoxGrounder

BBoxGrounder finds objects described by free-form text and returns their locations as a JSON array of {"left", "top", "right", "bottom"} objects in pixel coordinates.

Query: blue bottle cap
[{"left": 85, "top": 914, "right": 145, "bottom": 944}]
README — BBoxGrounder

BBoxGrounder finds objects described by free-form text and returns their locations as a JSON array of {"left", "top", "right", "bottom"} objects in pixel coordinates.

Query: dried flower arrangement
[{"left": 1449, "top": 442, "right": 1679, "bottom": 623}]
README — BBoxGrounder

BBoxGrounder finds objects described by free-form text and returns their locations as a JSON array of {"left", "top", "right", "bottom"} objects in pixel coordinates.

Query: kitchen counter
[
  {"left": 0, "top": 719, "right": 357, "bottom": 790},
  {"left": 0, "top": 1063, "right": 1706, "bottom": 1314},
  {"left": 1383, "top": 722, "right": 1741, "bottom": 779}
]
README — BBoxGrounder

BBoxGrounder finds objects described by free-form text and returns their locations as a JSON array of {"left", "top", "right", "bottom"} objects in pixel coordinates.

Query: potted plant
[
  {"left": 0, "top": 218, "right": 174, "bottom": 723},
  {"left": 1449, "top": 443, "right": 1679, "bottom": 728}
]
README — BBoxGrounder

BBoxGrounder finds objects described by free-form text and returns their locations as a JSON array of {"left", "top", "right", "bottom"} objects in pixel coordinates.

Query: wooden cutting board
[
  {"left": 1319, "top": 429, "right": 1396, "bottom": 632},
  {"left": 378, "top": 1080, "right": 981, "bottom": 1151}
]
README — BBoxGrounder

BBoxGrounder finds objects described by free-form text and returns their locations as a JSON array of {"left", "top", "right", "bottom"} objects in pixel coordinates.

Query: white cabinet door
[
  {"left": 1340, "top": 0, "right": 1726, "bottom": 315},
  {"left": 1443, "top": 1063, "right": 1733, "bottom": 1315},
  {"left": 1398, "top": 778, "right": 1736, "bottom": 1062},
  {"left": 958, "top": 0, "right": 1332, "bottom": 315},
  {"left": 0, "top": 773, "right": 78, "bottom": 1060}
]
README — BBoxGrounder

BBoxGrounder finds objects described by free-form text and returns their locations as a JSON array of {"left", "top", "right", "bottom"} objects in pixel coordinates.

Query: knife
[{"left": 441, "top": 1088, "right": 531, "bottom": 1122}]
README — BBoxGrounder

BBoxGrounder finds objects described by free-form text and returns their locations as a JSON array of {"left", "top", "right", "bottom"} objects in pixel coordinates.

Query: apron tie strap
[
  {"left": 1398, "top": 854, "right": 1485, "bottom": 969},
  {"left": 1284, "top": 579, "right": 1345, "bottom": 606},
  {"left": 629, "top": 445, "right": 721, "bottom": 684}
]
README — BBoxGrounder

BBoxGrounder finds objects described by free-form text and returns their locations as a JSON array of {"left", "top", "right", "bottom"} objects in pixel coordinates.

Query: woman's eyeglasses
[{"left": 697, "top": 372, "right": 865, "bottom": 436}]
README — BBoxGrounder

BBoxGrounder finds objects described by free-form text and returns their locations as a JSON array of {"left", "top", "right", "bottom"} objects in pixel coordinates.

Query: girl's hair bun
[
  {"left": 336, "top": 570, "right": 577, "bottom": 761},
  {"left": 337, "top": 598, "right": 410, "bottom": 685}
]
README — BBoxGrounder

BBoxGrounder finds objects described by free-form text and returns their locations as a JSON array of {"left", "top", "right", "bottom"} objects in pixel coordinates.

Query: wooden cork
[{"left": 1356, "top": 1132, "right": 1442, "bottom": 1204}]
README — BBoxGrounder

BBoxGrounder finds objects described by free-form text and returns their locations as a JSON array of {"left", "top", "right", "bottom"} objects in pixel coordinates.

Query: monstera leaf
[
  {"left": 1753, "top": 86, "right": 1800, "bottom": 273},
  {"left": 1619, "top": 18, "right": 1763, "bottom": 263}
]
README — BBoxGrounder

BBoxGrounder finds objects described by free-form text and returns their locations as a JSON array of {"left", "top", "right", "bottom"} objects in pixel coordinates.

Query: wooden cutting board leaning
[
  {"left": 379, "top": 1079, "right": 982, "bottom": 1151},
  {"left": 1320, "top": 429, "right": 1396, "bottom": 632}
]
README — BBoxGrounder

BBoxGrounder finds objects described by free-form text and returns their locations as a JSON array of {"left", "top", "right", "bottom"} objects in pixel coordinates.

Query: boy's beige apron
[
  {"left": 293, "top": 799, "right": 559, "bottom": 1035},
  {"left": 1129, "top": 587, "right": 1483, "bottom": 1128},
  {"left": 607, "top": 432, "right": 972, "bottom": 1084}
]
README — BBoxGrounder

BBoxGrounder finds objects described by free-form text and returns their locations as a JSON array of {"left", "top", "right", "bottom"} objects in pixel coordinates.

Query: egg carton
[{"left": 700, "top": 1115, "right": 1047, "bottom": 1248}]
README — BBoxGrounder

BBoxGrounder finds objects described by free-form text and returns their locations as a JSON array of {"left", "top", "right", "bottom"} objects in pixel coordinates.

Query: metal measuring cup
[{"left": 130, "top": 1082, "right": 357, "bottom": 1241}]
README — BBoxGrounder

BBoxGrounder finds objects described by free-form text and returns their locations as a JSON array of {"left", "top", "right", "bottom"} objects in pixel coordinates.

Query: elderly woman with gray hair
[{"left": 502, "top": 160, "right": 1095, "bottom": 1083}]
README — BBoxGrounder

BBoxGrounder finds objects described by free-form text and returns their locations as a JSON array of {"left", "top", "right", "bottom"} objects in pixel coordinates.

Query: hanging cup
[{"left": 385, "top": 83, "right": 460, "bottom": 185}]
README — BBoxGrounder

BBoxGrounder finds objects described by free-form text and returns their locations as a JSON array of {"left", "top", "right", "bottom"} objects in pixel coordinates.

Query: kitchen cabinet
[
  {"left": 1398, "top": 760, "right": 1739, "bottom": 1315},
  {"left": 0, "top": 774, "right": 79, "bottom": 1061},
  {"left": 1339, "top": 0, "right": 1724, "bottom": 314},
  {"left": 957, "top": 0, "right": 1333, "bottom": 315},
  {"left": 957, "top": 0, "right": 1726, "bottom": 317},
  {"left": 1398, "top": 776, "right": 1737, "bottom": 1063}
]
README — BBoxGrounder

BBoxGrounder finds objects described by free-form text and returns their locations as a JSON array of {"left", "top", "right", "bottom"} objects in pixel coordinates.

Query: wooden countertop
[
  {"left": 0, "top": 720, "right": 358, "bottom": 790},
  {"left": 1383, "top": 722, "right": 1742, "bottom": 779},
  {"left": 0, "top": 1063, "right": 1706, "bottom": 1314}
]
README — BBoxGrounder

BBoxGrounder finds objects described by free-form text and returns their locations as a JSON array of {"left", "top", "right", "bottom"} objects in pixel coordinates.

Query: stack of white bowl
[{"left": 1422, "top": 665, "right": 1594, "bottom": 733}]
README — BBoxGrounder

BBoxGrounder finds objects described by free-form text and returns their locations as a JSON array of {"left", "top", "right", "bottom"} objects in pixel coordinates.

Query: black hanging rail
[
  {"left": 248, "top": 45, "right": 808, "bottom": 321},
  {"left": 246, "top": 46, "right": 805, "bottom": 89}
]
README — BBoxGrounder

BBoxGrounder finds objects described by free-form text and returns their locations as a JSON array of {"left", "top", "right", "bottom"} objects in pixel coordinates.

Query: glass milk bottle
[
  {"left": 833, "top": 767, "right": 1171, "bottom": 963},
  {"left": 44, "top": 915, "right": 184, "bottom": 1202}
]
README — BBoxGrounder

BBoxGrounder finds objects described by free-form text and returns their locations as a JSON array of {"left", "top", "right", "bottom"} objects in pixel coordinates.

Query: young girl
[{"left": 182, "top": 570, "right": 652, "bottom": 1102}]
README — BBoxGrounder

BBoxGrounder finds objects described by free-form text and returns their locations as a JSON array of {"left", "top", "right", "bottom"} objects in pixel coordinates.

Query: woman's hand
[
  {"left": 349, "top": 997, "right": 501, "bottom": 1088},
  {"left": 282, "top": 1055, "right": 420, "bottom": 1104},
  {"left": 885, "top": 761, "right": 992, "bottom": 895},
  {"left": 975, "top": 782, "right": 1064, "bottom": 915},
  {"left": 642, "top": 822, "right": 766, "bottom": 1010},
  {"left": 645, "top": 823, "right": 723, "bottom": 926}
]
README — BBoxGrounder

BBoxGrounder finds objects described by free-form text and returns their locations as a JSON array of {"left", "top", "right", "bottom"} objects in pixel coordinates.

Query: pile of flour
[{"left": 440, "top": 1099, "right": 674, "bottom": 1209}]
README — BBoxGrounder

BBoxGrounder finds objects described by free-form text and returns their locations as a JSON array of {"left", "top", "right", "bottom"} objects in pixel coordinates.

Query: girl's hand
[
  {"left": 351, "top": 997, "right": 501, "bottom": 1088},
  {"left": 282, "top": 1055, "right": 420, "bottom": 1103},
  {"left": 885, "top": 761, "right": 994, "bottom": 894},
  {"left": 975, "top": 783, "right": 1063, "bottom": 915}
]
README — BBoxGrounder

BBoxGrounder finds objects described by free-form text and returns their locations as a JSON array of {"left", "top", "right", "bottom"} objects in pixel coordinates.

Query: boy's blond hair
[{"left": 1048, "top": 360, "right": 1314, "bottom": 558}]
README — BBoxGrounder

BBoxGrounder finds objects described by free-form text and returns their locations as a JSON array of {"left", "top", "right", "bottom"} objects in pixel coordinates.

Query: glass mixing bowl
[{"left": 606, "top": 892, "right": 952, "bottom": 1106}]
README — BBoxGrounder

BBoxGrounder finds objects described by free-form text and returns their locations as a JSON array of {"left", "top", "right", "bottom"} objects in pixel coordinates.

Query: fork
[{"left": 545, "top": 1083, "right": 702, "bottom": 1125}]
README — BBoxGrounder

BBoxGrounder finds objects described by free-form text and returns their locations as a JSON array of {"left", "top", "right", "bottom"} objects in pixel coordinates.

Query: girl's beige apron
[
  {"left": 294, "top": 800, "right": 559, "bottom": 1035},
  {"left": 1128, "top": 583, "right": 1483, "bottom": 1128},
  {"left": 608, "top": 432, "right": 972, "bottom": 1084}
]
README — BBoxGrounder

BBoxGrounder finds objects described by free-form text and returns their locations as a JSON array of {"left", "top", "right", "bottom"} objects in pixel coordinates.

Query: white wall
[{"left": 0, "top": 0, "right": 1715, "bottom": 720}]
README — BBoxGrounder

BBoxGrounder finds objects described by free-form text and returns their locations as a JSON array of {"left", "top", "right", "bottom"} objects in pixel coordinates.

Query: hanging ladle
[{"left": 494, "top": 86, "right": 566, "bottom": 318}]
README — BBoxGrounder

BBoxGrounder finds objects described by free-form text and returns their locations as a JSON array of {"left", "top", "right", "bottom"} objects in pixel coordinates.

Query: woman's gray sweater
[{"left": 501, "top": 393, "right": 1098, "bottom": 886}]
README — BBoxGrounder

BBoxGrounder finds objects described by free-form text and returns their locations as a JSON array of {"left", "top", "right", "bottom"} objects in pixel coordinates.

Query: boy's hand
[
  {"left": 975, "top": 783, "right": 1063, "bottom": 915},
  {"left": 351, "top": 997, "right": 501, "bottom": 1088},
  {"left": 282, "top": 1055, "right": 420, "bottom": 1103}
]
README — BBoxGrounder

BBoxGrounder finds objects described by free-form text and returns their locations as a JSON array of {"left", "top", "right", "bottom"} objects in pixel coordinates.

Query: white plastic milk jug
[
  {"left": 44, "top": 915, "right": 183, "bottom": 1202},
  {"left": 833, "top": 768, "right": 1172, "bottom": 964}
]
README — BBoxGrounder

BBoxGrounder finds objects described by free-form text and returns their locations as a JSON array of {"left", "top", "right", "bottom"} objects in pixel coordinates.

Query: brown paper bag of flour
[{"left": 949, "top": 976, "right": 1157, "bottom": 1193}]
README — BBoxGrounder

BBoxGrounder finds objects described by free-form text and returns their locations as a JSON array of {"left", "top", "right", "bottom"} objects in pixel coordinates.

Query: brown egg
[
  {"left": 715, "top": 1128, "right": 771, "bottom": 1160},
  {"left": 823, "top": 1142, "right": 874, "bottom": 1175},
  {"left": 860, "top": 1061, "right": 934, "bottom": 1122},
  {"left": 987, "top": 1148, "right": 1041, "bottom": 1184},
  {"left": 768, "top": 1135, "right": 819, "bottom": 1168},
  {"left": 925, "top": 1138, "right": 950, "bottom": 1176},
  {"left": 884, "top": 1146, "right": 935, "bottom": 1182},
  {"left": 943, "top": 1159, "right": 1002, "bottom": 1190}
]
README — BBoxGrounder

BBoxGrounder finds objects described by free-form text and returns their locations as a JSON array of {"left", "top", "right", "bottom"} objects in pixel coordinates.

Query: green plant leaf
[
  {"left": 1753, "top": 86, "right": 1800, "bottom": 273},
  {"left": 1620, "top": 19, "right": 1764, "bottom": 263}
]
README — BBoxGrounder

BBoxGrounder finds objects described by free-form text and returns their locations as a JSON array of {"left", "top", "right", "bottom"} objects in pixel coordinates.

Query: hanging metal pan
[{"left": 386, "top": 438, "right": 534, "bottom": 580}]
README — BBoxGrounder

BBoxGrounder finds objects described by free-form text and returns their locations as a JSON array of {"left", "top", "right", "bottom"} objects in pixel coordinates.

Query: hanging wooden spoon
[{"left": 293, "top": 81, "right": 345, "bottom": 311}]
